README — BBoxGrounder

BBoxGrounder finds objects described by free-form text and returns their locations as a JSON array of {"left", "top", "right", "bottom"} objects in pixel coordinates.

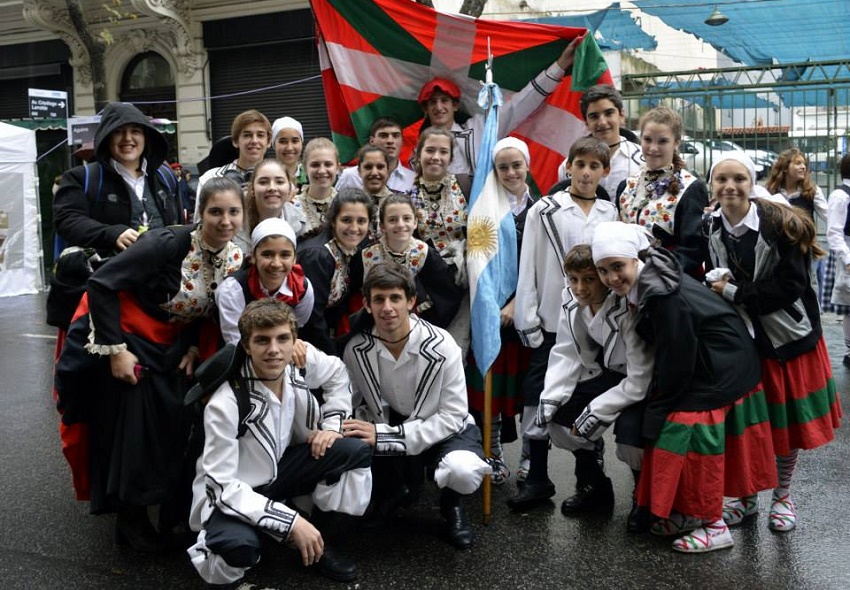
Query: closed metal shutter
[
  {"left": 0, "top": 40, "right": 73, "bottom": 119},
  {"left": 205, "top": 9, "right": 330, "bottom": 144}
]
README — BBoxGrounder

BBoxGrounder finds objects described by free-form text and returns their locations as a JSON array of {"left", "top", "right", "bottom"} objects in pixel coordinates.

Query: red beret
[{"left": 418, "top": 78, "right": 461, "bottom": 103}]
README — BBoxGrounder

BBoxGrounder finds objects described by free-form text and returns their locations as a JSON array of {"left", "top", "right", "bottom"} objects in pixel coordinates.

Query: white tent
[{"left": 0, "top": 122, "right": 43, "bottom": 296}]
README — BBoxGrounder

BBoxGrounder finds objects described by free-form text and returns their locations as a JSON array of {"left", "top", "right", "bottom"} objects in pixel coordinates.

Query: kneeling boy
[{"left": 187, "top": 299, "right": 372, "bottom": 586}]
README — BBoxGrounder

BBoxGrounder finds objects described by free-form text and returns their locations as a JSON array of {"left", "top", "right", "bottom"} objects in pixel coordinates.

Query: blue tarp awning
[
  {"left": 633, "top": 0, "right": 850, "bottom": 66},
  {"left": 524, "top": 2, "right": 657, "bottom": 52}
]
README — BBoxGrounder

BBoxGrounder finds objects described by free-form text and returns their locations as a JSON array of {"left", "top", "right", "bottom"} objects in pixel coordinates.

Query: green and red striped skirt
[
  {"left": 466, "top": 331, "right": 532, "bottom": 417},
  {"left": 637, "top": 387, "right": 777, "bottom": 521},
  {"left": 760, "top": 337, "right": 842, "bottom": 456}
]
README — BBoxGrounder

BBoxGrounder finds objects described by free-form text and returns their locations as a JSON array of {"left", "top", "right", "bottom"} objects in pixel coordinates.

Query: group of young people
[{"left": 50, "top": 36, "right": 842, "bottom": 588}]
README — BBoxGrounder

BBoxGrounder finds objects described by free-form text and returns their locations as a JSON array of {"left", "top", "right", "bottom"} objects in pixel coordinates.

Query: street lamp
[{"left": 705, "top": 5, "right": 729, "bottom": 26}]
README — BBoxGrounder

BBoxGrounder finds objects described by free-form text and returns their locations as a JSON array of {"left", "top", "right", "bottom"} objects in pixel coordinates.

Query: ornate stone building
[{"left": 2, "top": 0, "right": 327, "bottom": 164}]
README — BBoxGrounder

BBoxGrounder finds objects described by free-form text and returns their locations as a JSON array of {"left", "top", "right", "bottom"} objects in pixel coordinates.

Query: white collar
[
  {"left": 111, "top": 157, "right": 148, "bottom": 181},
  {"left": 715, "top": 202, "right": 759, "bottom": 236}
]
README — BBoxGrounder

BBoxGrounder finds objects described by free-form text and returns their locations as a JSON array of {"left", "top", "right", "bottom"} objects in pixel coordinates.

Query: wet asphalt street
[{"left": 0, "top": 292, "right": 847, "bottom": 590}]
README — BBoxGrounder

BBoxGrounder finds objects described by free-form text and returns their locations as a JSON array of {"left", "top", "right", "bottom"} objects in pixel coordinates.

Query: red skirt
[
  {"left": 760, "top": 338, "right": 842, "bottom": 456},
  {"left": 466, "top": 331, "right": 531, "bottom": 417},
  {"left": 723, "top": 386, "right": 778, "bottom": 498},
  {"left": 54, "top": 327, "right": 91, "bottom": 500},
  {"left": 56, "top": 292, "right": 189, "bottom": 506},
  {"left": 637, "top": 387, "right": 777, "bottom": 521}
]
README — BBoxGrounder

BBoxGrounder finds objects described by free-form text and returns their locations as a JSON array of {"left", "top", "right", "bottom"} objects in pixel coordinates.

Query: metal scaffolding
[{"left": 621, "top": 59, "right": 850, "bottom": 190}]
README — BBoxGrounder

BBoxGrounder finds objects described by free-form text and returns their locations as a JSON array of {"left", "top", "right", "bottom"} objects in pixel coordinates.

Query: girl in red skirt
[
  {"left": 592, "top": 221, "right": 776, "bottom": 553},
  {"left": 55, "top": 177, "right": 244, "bottom": 552},
  {"left": 466, "top": 138, "right": 538, "bottom": 484},
  {"left": 706, "top": 152, "right": 842, "bottom": 532}
]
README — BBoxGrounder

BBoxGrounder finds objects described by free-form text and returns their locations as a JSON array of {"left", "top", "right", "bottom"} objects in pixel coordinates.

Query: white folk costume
[
  {"left": 187, "top": 346, "right": 372, "bottom": 585},
  {"left": 514, "top": 192, "right": 617, "bottom": 347},
  {"left": 217, "top": 218, "right": 315, "bottom": 345},
  {"left": 344, "top": 316, "right": 490, "bottom": 493},
  {"left": 531, "top": 287, "right": 653, "bottom": 455},
  {"left": 556, "top": 138, "right": 642, "bottom": 202},
  {"left": 440, "top": 62, "right": 568, "bottom": 176}
]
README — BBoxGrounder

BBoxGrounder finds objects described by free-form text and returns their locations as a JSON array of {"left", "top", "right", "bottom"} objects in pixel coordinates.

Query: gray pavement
[{"left": 0, "top": 293, "right": 847, "bottom": 590}]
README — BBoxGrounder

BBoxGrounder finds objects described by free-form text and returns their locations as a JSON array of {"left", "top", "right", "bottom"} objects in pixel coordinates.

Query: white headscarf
[
  {"left": 492, "top": 136, "right": 530, "bottom": 164},
  {"left": 271, "top": 117, "right": 304, "bottom": 143},
  {"left": 708, "top": 152, "right": 757, "bottom": 196},
  {"left": 251, "top": 217, "right": 297, "bottom": 251},
  {"left": 591, "top": 221, "right": 651, "bottom": 263}
]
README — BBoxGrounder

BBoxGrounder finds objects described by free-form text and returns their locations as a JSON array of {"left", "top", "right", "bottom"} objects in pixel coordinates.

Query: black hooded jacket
[
  {"left": 635, "top": 247, "right": 761, "bottom": 439},
  {"left": 54, "top": 102, "right": 184, "bottom": 255}
]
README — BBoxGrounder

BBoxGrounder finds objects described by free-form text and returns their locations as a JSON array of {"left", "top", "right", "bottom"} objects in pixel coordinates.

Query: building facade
[{"left": 2, "top": 0, "right": 329, "bottom": 165}]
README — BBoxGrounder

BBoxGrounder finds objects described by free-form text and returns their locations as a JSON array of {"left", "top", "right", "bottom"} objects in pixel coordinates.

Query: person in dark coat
[{"left": 53, "top": 102, "right": 184, "bottom": 257}]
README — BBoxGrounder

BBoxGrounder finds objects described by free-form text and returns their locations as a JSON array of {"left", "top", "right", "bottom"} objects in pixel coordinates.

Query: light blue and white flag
[{"left": 466, "top": 73, "right": 518, "bottom": 374}]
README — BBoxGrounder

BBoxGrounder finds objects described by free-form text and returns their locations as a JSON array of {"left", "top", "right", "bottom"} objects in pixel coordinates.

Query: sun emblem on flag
[{"left": 466, "top": 215, "right": 498, "bottom": 259}]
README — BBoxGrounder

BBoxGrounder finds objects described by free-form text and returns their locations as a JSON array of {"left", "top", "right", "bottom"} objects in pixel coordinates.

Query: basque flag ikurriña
[{"left": 312, "top": 0, "right": 613, "bottom": 194}]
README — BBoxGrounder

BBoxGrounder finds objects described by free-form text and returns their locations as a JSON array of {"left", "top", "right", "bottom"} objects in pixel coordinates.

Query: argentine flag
[{"left": 466, "top": 78, "right": 518, "bottom": 374}]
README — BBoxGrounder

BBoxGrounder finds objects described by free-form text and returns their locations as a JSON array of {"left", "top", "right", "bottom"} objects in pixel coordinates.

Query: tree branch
[{"left": 65, "top": 0, "right": 108, "bottom": 111}]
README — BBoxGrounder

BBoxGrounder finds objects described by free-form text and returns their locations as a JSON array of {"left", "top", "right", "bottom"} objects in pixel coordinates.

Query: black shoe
[
  {"left": 361, "top": 485, "right": 411, "bottom": 530},
  {"left": 626, "top": 501, "right": 652, "bottom": 534},
  {"left": 318, "top": 546, "right": 357, "bottom": 582},
  {"left": 560, "top": 476, "right": 615, "bottom": 515},
  {"left": 440, "top": 504, "right": 474, "bottom": 549},
  {"left": 843, "top": 354, "right": 850, "bottom": 368},
  {"left": 507, "top": 479, "right": 556, "bottom": 511},
  {"left": 115, "top": 508, "right": 164, "bottom": 554}
]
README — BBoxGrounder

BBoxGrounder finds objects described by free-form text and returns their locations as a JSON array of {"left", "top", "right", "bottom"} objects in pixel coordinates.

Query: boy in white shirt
[{"left": 509, "top": 137, "right": 617, "bottom": 510}]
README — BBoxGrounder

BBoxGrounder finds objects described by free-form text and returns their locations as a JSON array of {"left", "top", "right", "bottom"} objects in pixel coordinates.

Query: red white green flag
[{"left": 311, "top": 0, "right": 613, "bottom": 193}]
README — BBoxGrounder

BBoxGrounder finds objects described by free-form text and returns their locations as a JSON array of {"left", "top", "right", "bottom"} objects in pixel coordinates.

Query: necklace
[
  {"left": 375, "top": 327, "right": 413, "bottom": 345},
  {"left": 570, "top": 192, "right": 597, "bottom": 201}
]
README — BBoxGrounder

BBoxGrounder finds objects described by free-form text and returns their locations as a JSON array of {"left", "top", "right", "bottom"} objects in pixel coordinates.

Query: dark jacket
[
  {"left": 635, "top": 247, "right": 761, "bottom": 439},
  {"left": 54, "top": 102, "right": 184, "bottom": 255},
  {"left": 706, "top": 199, "right": 822, "bottom": 360}
]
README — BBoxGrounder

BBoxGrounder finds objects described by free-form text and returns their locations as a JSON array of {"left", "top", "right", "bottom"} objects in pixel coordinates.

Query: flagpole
[
  {"left": 481, "top": 39, "right": 494, "bottom": 526},
  {"left": 483, "top": 369, "right": 492, "bottom": 525}
]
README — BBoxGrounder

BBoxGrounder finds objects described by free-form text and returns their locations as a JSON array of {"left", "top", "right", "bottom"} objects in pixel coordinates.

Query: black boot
[
  {"left": 626, "top": 470, "right": 651, "bottom": 534},
  {"left": 114, "top": 505, "right": 164, "bottom": 554},
  {"left": 440, "top": 489, "right": 474, "bottom": 549},
  {"left": 508, "top": 439, "right": 555, "bottom": 511},
  {"left": 312, "top": 510, "right": 358, "bottom": 582},
  {"left": 560, "top": 448, "right": 614, "bottom": 515},
  {"left": 360, "top": 484, "right": 411, "bottom": 531},
  {"left": 507, "top": 478, "right": 556, "bottom": 511}
]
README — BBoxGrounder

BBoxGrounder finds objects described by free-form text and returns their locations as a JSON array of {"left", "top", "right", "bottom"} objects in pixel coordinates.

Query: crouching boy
[
  {"left": 186, "top": 298, "right": 372, "bottom": 586},
  {"left": 342, "top": 263, "right": 491, "bottom": 549},
  {"left": 529, "top": 244, "right": 653, "bottom": 531}
]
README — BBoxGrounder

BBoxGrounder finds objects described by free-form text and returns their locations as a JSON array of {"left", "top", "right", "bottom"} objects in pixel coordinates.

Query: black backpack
[{"left": 184, "top": 343, "right": 253, "bottom": 438}]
